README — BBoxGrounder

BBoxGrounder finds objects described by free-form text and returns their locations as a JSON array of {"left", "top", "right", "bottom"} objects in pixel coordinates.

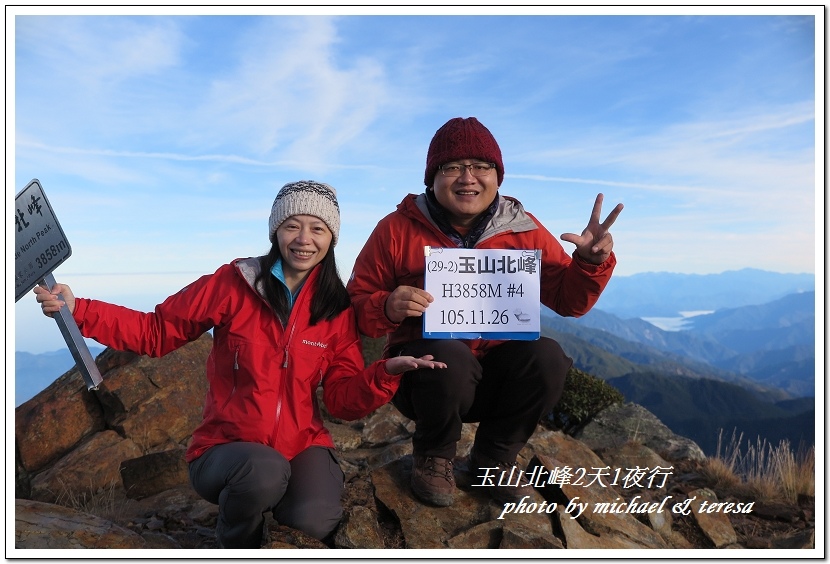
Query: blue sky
[{"left": 9, "top": 7, "right": 821, "bottom": 354}]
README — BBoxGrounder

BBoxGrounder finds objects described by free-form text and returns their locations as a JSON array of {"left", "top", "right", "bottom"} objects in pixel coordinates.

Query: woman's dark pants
[{"left": 188, "top": 443, "right": 344, "bottom": 548}]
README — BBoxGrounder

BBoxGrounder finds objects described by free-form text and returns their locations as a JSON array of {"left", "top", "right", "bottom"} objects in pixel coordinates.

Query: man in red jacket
[{"left": 347, "top": 117, "right": 623, "bottom": 507}]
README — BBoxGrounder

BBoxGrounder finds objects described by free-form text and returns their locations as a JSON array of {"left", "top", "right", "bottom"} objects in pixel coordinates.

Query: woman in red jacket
[{"left": 35, "top": 180, "right": 445, "bottom": 549}]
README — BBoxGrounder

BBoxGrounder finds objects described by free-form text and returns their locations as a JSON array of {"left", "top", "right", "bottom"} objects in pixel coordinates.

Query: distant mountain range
[
  {"left": 553, "top": 290, "right": 815, "bottom": 397},
  {"left": 540, "top": 321, "right": 815, "bottom": 455},
  {"left": 606, "top": 372, "right": 815, "bottom": 456},
  {"left": 539, "top": 269, "right": 816, "bottom": 455},
  {"left": 595, "top": 267, "right": 815, "bottom": 318},
  {"left": 15, "top": 347, "right": 105, "bottom": 407}
]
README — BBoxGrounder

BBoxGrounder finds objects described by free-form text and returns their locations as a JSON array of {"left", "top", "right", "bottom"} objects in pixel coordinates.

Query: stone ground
[
  {"left": 335, "top": 457, "right": 814, "bottom": 550},
  {"left": 70, "top": 455, "right": 812, "bottom": 551}
]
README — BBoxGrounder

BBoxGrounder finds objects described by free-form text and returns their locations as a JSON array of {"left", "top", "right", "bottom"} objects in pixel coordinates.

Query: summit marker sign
[
  {"left": 14, "top": 179, "right": 103, "bottom": 390},
  {"left": 14, "top": 179, "right": 72, "bottom": 302}
]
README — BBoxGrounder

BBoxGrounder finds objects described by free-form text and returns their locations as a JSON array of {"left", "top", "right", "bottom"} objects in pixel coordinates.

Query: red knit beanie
[{"left": 424, "top": 117, "right": 504, "bottom": 187}]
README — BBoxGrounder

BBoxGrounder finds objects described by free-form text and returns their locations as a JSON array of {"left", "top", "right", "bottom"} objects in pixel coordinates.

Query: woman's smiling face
[{"left": 276, "top": 214, "right": 332, "bottom": 288}]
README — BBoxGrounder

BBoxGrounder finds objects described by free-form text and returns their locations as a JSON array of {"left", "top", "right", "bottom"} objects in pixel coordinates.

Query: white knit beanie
[{"left": 268, "top": 180, "right": 341, "bottom": 245}]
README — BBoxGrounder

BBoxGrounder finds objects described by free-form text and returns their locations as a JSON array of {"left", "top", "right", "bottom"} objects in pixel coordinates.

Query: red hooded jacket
[
  {"left": 72, "top": 257, "right": 401, "bottom": 462},
  {"left": 346, "top": 194, "right": 616, "bottom": 358}
]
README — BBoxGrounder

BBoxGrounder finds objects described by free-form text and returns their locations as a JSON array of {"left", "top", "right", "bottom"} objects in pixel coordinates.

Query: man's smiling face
[{"left": 431, "top": 160, "right": 499, "bottom": 228}]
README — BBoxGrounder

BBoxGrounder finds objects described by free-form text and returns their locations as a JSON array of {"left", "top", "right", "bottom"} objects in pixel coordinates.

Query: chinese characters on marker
[
  {"left": 423, "top": 248, "right": 542, "bottom": 338},
  {"left": 427, "top": 252, "right": 539, "bottom": 275}
]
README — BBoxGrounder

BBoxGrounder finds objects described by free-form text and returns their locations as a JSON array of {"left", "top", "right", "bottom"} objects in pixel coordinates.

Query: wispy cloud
[
  {"left": 16, "top": 16, "right": 184, "bottom": 81},
  {"left": 512, "top": 102, "right": 815, "bottom": 229},
  {"left": 194, "top": 17, "right": 390, "bottom": 163}
]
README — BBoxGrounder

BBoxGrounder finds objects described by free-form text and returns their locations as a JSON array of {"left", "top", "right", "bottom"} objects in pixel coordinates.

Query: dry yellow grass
[
  {"left": 701, "top": 429, "right": 815, "bottom": 503},
  {"left": 54, "top": 478, "right": 135, "bottom": 523}
]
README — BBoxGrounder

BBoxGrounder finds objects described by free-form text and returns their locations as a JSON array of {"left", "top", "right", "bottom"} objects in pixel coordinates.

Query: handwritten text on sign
[{"left": 423, "top": 247, "right": 541, "bottom": 340}]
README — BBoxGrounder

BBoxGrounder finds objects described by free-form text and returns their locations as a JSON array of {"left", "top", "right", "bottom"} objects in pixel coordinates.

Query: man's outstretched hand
[{"left": 560, "top": 193, "right": 624, "bottom": 265}]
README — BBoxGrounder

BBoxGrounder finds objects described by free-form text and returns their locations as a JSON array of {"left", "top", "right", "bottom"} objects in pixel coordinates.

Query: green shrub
[{"left": 545, "top": 367, "right": 625, "bottom": 434}]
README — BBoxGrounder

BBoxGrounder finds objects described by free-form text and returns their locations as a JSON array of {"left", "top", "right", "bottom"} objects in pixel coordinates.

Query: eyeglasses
[{"left": 439, "top": 162, "right": 496, "bottom": 177}]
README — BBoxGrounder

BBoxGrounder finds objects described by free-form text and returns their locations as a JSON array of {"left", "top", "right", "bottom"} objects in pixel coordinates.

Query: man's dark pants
[{"left": 391, "top": 337, "right": 571, "bottom": 463}]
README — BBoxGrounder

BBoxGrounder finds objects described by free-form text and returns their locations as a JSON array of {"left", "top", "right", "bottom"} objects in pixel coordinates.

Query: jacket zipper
[
  {"left": 220, "top": 346, "right": 240, "bottom": 411},
  {"left": 275, "top": 321, "right": 297, "bottom": 430}
]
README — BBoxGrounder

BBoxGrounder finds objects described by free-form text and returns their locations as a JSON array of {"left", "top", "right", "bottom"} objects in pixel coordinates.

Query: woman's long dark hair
[{"left": 255, "top": 237, "right": 350, "bottom": 326}]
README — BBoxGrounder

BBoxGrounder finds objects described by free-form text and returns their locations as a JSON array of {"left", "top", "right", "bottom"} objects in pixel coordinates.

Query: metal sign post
[
  {"left": 38, "top": 272, "right": 104, "bottom": 390},
  {"left": 15, "top": 179, "right": 103, "bottom": 390}
]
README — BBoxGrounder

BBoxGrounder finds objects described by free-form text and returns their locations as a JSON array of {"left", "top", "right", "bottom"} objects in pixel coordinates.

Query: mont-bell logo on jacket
[{"left": 302, "top": 339, "right": 328, "bottom": 349}]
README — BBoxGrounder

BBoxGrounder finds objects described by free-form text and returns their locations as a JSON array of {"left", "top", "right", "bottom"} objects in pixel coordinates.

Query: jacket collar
[
  {"left": 236, "top": 256, "right": 263, "bottom": 295},
  {"left": 401, "top": 192, "right": 538, "bottom": 245},
  {"left": 234, "top": 256, "right": 320, "bottom": 304}
]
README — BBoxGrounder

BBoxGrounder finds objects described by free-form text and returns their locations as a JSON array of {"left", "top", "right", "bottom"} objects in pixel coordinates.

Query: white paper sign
[{"left": 423, "top": 247, "right": 541, "bottom": 340}]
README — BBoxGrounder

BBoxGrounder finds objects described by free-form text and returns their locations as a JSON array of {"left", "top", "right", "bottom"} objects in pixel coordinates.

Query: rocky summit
[{"left": 15, "top": 334, "right": 815, "bottom": 554}]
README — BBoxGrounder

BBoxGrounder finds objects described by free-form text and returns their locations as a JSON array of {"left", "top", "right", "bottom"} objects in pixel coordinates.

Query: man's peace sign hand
[{"left": 560, "top": 193, "right": 624, "bottom": 265}]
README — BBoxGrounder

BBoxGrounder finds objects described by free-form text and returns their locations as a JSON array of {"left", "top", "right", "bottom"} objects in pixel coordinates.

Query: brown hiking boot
[
  {"left": 468, "top": 450, "right": 531, "bottom": 504},
  {"left": 411, "top": 455, "right": 455, "bottom": 507}
]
